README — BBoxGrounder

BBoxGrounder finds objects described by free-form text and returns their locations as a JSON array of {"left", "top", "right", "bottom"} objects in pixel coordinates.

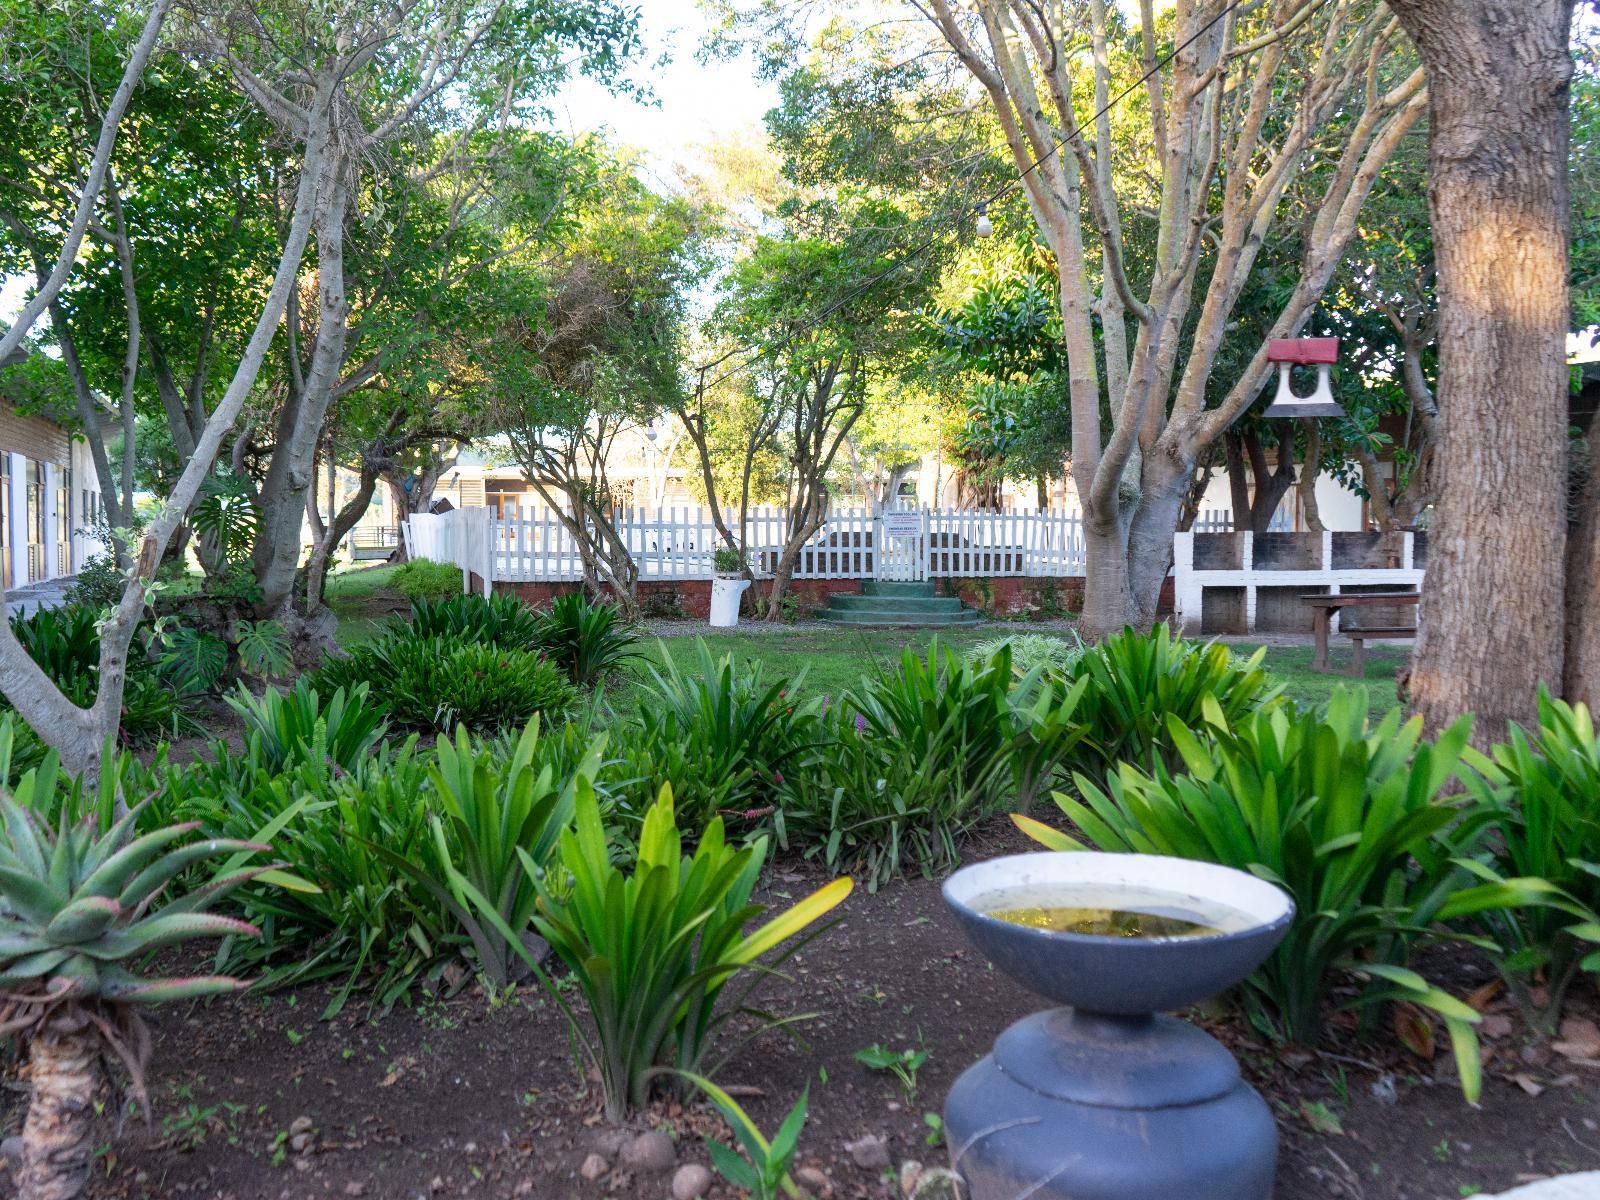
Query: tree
[
  {"left": 1381, "top": 0, "right": 1579, "bottom": 733},
  {"left": 704, "top": 200, "right": 936, "bottom": 617},
  {"left": 491, "top": 162, "right": 704, "bottom": 617},
  {"left": 0, "top": 0, "right": 567, "bottom": 774}
]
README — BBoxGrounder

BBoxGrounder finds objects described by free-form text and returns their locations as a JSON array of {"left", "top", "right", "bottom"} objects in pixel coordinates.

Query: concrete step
[
  {"left": 818, "top": 607, "right": 980, "bottom": 626},
  {"left": 861, "top": 580, "right": 936, "bottom": 598},
  {"left": 827, "top": 594, "right": 969, "bottom": 614}
]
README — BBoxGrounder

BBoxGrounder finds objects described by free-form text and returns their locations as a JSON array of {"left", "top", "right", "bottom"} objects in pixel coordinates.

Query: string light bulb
[{"left": 974, "top": 202, "right": 993, "bottom": 239}]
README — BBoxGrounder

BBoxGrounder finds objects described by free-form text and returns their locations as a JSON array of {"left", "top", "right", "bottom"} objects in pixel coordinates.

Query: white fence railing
[{"left": 404, "top": 504, "right": 1117, "bottom": 585}]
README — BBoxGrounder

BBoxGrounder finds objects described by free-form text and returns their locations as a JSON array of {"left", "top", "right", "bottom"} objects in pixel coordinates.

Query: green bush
[
  {"left": 380, "top": 716, "right": 604, "bottom": 986},
  {"left": 536, "top": 592, "right": 641, "bottom": 686},
  {"left": 148, "top": 733, "right": 444, "bottom": 1014},
  {"left": 62, "top": 550, "right": 125, "bottom": 609},
  {"left": 4, "top": 605, "right": 202, "bottom": 744},
  {"left": 314, "top": 636, "right": 576, "bottom": 734},
  {"left": 1462, "top": 690, "right": 1600, "bottom": 1029},
  {"left": 777, "top": 642, "right": 1020, "bottom": 890},
  {"left": 619, "top": 641, "right": 817, "bottom": 833},
  {"left": 1064, "top": 625, "right": 1279, "bottom": 786},
  {"left": 968, "top": 633, "right": 1084, "bottom": 680},
  {"left": 407, "top": 592, "right": 544, "bottom": 649},
  {"left": 226, "top": 680, "right": 388, "bottom": 774},
  {"left": 477, "top": 780, "right": 851, "bottom": 1120},
  {"left": 1016, "top": 690, "right": 1547, "bottom": 1101},
  {"left": 392, "top": 557, "right": 463, "bottom": 601}
]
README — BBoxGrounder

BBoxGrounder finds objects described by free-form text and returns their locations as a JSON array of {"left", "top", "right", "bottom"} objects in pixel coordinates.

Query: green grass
[
  {"left": 597, "top": 627, "right": 1408, "bottom": 720},
  {"left": 325, "top": 563, "right": 405, "bottom": 606}
]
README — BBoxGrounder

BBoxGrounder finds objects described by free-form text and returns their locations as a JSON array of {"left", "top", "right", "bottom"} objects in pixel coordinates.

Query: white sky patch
[{"left": 553, "top": 1, "right": 780, "bottom": 189}]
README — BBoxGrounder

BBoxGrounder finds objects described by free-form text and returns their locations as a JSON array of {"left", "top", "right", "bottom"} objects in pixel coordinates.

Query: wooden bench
[
  {"left": 1344, "top": 626, "right": 1417, "bottom": 676},
  {"left": 1302, "top": 591, "right": 1421, "bottom": 672}
]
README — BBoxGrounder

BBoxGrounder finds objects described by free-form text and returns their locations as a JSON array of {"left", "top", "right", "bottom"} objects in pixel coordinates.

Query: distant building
[{"left": 0, "top": 349, "right": 108, "bottom": 588}]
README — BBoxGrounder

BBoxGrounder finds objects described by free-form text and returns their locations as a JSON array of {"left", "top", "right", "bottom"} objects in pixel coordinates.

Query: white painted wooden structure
[
  {"left": 403, "top": 504, "right": 1107, "bottom": 586},
  {"left": 1173, "top": 530, "right": 1423, "bottom": 634}
]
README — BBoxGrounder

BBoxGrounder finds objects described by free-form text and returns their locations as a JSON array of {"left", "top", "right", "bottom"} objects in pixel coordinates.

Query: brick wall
[{"left": 485, "top": 574, "right": 1175, "bottom": 622}]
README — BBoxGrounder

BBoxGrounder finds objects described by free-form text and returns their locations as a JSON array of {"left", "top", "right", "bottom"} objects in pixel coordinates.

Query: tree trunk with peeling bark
[
  {"left": 15, "top": 1015, "right": 100, "bottom": 1200},
  {"left": 1384, "top": 0, "right": 1575, "bottom": 738}
]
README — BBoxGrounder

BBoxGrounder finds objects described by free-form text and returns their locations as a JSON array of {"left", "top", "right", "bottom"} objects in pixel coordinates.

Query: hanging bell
[{"left": 1261, "top": 337, "right": 1346, "bottom": 419}]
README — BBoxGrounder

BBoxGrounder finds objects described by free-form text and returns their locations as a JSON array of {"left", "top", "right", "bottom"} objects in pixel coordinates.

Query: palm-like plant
[{"left": 0, "top": 770, "right": 270, "bottom": 1200}]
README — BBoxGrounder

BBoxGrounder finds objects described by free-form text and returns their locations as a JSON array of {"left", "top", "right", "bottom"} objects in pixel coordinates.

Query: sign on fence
[{"left": 882, "top": 511, "right": 921, "bottom": 538}]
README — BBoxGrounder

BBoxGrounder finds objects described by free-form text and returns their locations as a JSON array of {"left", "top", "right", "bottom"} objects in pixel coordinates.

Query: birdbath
[{"left": 942, "top": 851, "right": 1295, "bottom": 1200}]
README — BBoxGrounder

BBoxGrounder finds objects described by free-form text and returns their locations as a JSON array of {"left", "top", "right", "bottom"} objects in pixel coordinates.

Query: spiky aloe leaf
[
  {"left": 0, "top": 864, "right": 66, "bottom": 926},
  {"left": 155, "top": 863, "right": 287, "bottom": 917},
  {"left": 116, "top": 840, "right": 269, "bottom": 911},
  {"left": 79, "top": 822, "right": 201, "bottom": 899},
  {"left": 0, "top": 947, "right": 72, "bottom": 984},
  {"left": 46, "top": 895, "right": 124, "bottom": 944},
  {"left": 101, "top": 975, "right": 251, "bottom": 1005},
  {"left": 0, "top": 930, "right": 56, "bottom": 957},
  {"left": 76, "top": 913, "right": 261, "bottom": 961}
]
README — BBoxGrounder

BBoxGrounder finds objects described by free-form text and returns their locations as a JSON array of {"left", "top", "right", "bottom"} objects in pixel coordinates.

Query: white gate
[{"left": 875, "top": 507, "right": 927, "bottom": 582}]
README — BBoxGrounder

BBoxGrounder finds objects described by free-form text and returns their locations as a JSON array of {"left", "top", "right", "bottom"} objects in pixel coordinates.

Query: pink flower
[{"left": 855, "top": 712, "right": 868, "bottom": 734}]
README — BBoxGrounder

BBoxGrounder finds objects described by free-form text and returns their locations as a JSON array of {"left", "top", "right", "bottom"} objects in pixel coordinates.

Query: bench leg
[{"left": 1349, "top": 636, "right": 1365, "bottom": 677}]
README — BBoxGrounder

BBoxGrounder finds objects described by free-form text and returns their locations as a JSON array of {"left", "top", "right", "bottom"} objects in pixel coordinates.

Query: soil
[{"left": 1, "top": 819, "right": 1596, "bottom": 1200}]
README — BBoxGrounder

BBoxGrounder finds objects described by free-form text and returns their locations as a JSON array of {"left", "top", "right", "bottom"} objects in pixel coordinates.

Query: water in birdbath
[{"left": 975, "top": 883, "right": 1258, "bottom": 940}]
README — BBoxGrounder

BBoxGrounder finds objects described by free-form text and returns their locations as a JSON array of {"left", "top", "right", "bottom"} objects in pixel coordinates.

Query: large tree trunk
[
  {"left": 16, "top": 1013, "right": 100, "bottom": 1200},
  {"left": 1385, "top": 0, "right": 1575, "bottom": 739}
]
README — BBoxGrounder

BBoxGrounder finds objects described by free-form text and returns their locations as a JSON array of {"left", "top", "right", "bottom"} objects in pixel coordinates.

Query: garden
[{"left": 0, "top": 565, "right": 1598, "bottom": 1199}]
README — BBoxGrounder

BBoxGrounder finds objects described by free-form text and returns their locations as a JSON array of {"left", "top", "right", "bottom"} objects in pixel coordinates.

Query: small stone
[
  {"left": 293, "top": 1158, "right": 313, "bottom": 1173},
  {"left": 344, "top": 1184, "right": 367, "bottom": 1197},
  {"left": 909, "top": 1166, "right": 965, "bottom": 1200},
  {"left": 620, "top": 1130, "right": 677, "bottom": 1173},
  {"left": 512, "top": 932, "right": 552, "bottom": 981},
  {"left": 430, "top": 1175, "right": 446, "bottom": 1193},
  {"left": 289, "top": 1116, "right": 314, "bottom": 1137},
  {"left": 671, "top": 1163, "right": 713, "bottom": 1200},
  {"left": 900, "top": 1160, "right": 924, "bottom": 1196},
  {"left": 579, "top": 1153, "right": 609, "bottom": 1181},
  {"left": 591, "top": 1128, "right": 631, "bottom": 1156},
  {"left": 847, "top": 1134, "right": 890, "bottom": 1170},
  {"left": 290, "top": 1133, "right": 312, "bottom": 1153},
  {"left": 463, "top": 1142, "right": 478, "bottom": 1155},
  {"left": 795, "top": 1165, "right": 832, "bottom": 1196}
]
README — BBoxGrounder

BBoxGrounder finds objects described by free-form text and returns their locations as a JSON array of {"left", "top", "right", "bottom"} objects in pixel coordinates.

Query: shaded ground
[{"left": 3, "top": 817, "right": 1594, "bottom": 1200}]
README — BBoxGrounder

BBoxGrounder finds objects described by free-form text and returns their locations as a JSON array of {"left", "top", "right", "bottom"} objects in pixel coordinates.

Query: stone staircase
[{"left": 818, "top": 580, "right": 980, "bottom": 626}]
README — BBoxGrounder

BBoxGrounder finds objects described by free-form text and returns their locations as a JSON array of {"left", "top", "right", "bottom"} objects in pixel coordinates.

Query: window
[
  {"left": 25, "top": 461, "right": 43, "bottom": 582},
  {"left": 55, "top": 466, "right": 71, "bottom": 576}
]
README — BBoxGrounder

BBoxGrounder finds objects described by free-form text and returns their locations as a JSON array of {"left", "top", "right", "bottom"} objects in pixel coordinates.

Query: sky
[{"left": 554, "top": 1, "right": 781, "bottom": 191}]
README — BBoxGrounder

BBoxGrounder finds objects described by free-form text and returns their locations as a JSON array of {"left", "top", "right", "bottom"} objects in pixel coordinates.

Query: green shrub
[
  {"left": 477, "top": 781, "right": 851, "bottom": 1120},
  {"left": 226, "top": 680, "right": 388, "bottom": 774},
  {"left": 62, "top": 550, "right": 125, "bottom": 609},
  {"left": 392, "top": 557, "right": 463, "bottom": 601},
  {"left": 1462, "top": 690, "right": 1600, "bottom": 1029},
  {"left": 1016, "top": 690, "right": 1547, "bottom": 1100},
  {"left": 407, "top": 592, "right": 543, "bottom": 649},
  {"left": 4, "top": 605, "right": 202, "bottom": 745},
  {"left": 968, "top": 633, "right": 1084, "bottom": 680},
  {"left": 536, "top": 592, "right": 641, "bottom": 686},
  {"left": 1065, "top": 625, "right": 1279, "bottom": 786},
  {"left": 620, "top": 641, "right": 817, "bottom": 833},
  {"left": 379, "top": 716, "right": 604, "bottom": 986},
  {"left": 713, "top": 546, "right": 745, "bottom": 575},
  {"left": 777, "top": 642, "right": 1020, "bottom": 890},
  {"left": 314, "top": 636, "right": 577, "bottom": 734}
]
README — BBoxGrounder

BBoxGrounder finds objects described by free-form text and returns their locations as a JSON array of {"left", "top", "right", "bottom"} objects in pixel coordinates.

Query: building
[{"left": 0, "top": 349, "right": 108, "bottom": 589}]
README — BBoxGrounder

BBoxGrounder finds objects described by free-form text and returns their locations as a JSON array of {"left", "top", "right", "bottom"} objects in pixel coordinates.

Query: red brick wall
[{"left": 487, "top": 574, "right": 1172, "bottom": 621}]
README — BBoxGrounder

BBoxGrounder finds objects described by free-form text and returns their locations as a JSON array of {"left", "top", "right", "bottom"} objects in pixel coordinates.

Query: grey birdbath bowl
[{"left": 942, "top": 851, "right": 1294, "bottom": 1200}]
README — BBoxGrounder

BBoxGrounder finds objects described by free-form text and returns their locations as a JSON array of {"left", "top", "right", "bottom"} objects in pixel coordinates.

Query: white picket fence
[{"left": 404, "top": 503, "right": 1114, "bottom": 585}]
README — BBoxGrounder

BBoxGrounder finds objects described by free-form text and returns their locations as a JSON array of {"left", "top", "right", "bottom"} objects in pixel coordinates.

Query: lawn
[{"left": 602, "top": 624, "right": 1408, "bottom": 718}]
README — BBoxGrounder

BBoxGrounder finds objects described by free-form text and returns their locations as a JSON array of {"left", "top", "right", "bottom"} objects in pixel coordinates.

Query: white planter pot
[{"left": 710, "top": 575, "right": 752, "bottom": 627}]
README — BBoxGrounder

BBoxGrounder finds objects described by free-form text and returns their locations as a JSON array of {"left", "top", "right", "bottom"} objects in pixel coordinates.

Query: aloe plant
[
  {"left": 226, "top": 680, "right": 387, "bottom": 773},
  {"left": 0, "top": 757, "right": 272, "bottom": 1200}
]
